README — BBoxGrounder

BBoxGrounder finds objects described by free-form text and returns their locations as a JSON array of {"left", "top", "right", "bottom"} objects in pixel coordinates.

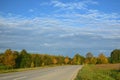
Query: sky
[{"left": 0, "top": 0, "right": 120, "bottom": 57}]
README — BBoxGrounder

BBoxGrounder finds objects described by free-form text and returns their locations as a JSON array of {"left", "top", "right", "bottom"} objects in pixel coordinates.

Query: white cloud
[
  {"left": 0, "top": 7, "right": 120, "bottom": 54},
  {"left": 49, "top": 0, "right": 98, "bottom": 10},
  {"left": 0, "top": 10, "right": 120, "bottom": 40}
]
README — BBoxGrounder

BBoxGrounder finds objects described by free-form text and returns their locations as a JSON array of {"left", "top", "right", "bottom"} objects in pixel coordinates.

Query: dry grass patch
[{"left": 95, "top": 63, "right": 120, "bottom": 70}]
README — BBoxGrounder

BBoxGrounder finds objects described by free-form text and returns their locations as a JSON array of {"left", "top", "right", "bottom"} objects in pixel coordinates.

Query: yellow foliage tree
[
  {"left": 52, "top": 58, "right": 57, "bottom": 64},
  {"left": 64, "top": 56, "right": 69, "bottom": 64},
  {"left": 31, "top": 61, "right": 34, "bottom": 68},
  {"left": 98, "top": 53, "right": 108, "bottom": 64},
  {"left": 3, "top": 49, "right": 16, "bottom": 68},
  {"left": 90, "top": 57, "right": 97, "bottom": 64}
]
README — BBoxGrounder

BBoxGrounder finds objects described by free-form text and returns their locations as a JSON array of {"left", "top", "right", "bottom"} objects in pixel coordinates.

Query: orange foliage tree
[
  {"left": 64, "top": 56, "right": 69, "bottom": 64},
  {"left": 52, "top": 57, "right": 58, "bottom": 65},
  {"left": 3, "top": 49, "right": 16, "bottom": 68}
]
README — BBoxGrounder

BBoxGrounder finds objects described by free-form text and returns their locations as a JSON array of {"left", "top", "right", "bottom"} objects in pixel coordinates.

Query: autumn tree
[
  {"left": 56, "top": 55, "right": 64, "bottom": 65},
  {"left": 110, "top": 49, "right": 120, "bottom": 63},
  {"left": 85, "top": 52, "right": 94, "bottom": 64},
  {"left": 97, "top": 53, "right": 108, "bottom": 64},
  {"left": 90, "top": 57, "right": 97, "bottom": 64},
  {"left": 41, "top": 54, "right": 52, "bottom": 66},
  {"left": 72, "top": 54, "right": 85, "bottom": 65},
  {"left": 64, "top": 56, "right": 69, "bottom": 64},
  {"left": 0, "top": 54, "right": 4, "bottom": 65},
  {"left": 52, "top": 57, "right": 57, "bottom": 65},
  {"left": 3, "top": 49, "right": 17, "bottom": 69}
]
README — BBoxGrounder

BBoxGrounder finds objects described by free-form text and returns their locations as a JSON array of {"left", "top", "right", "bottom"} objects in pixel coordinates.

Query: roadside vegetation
[
  {"left": 0, "top": 49, "right": 84, "bottom": 73},
  {"left": 0, "top": 49, "right": 120, "bottom": 74},
  {"left": 74, "top": 49, "right": 120, "bottom": 80},
  {"left": 75, "top": 64, "right": 120, "bottom": 80}
]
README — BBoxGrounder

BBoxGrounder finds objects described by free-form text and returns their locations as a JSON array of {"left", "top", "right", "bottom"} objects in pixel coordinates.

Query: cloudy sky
[{"left": 0, "top": 0, "right": 120, "bottom": 57}]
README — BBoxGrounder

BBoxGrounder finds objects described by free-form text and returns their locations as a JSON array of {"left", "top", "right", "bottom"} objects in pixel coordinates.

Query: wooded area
[{"left": 0, "top": 49, "right": 120, "bottom": 69}]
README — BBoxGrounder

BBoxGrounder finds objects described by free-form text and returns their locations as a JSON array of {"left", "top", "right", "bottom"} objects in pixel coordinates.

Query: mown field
[{"left": 75, "top": 63, "right": 120, "bottom": 80}]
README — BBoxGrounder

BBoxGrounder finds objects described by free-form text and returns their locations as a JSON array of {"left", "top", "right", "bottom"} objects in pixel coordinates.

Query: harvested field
[{"left": 95, "top": 63, "right": 120, "bottom": 70}]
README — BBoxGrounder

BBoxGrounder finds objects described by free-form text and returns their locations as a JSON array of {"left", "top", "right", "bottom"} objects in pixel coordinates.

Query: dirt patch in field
[{"left": 95, "top": 63, "right": 120, "bottom": 70}]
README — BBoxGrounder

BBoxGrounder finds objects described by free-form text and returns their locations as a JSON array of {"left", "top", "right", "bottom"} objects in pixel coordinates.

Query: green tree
[
  {"left": 111, "top": 49, "right": 120, "bottom": 63},
  {"left": 13, "top": 51, "right": 19, "bottom": 68},
  {"left": 34, "top": 54, "right": 42, "bottom": 67},
  {"left": 19, "top": 49, "right": 31, "bottom": 68}
]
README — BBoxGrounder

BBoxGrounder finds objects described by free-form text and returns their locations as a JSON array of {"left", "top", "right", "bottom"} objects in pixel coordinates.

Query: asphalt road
[{"left": 0, "top": 65, "right": 82, "bottom": 80}]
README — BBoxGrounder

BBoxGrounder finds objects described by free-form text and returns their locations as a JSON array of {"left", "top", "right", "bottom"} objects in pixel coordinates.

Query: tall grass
[{"left": 75, "top": 65, "right": 120, "bottom": 80}]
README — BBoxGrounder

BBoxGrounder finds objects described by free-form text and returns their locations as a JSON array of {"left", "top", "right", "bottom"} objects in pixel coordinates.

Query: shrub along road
[{"left": 0, "top": 65, "right": 82, "bottom": 80}]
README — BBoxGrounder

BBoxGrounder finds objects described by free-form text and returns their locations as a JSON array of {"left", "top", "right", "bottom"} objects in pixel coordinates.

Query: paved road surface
[{"left": 0, "top": 65, "right": 82, "bottom": 80}]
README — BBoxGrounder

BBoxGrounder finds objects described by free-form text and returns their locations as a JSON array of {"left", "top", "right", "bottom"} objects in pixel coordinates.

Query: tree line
[{"left": 0, "top": 49, "right": 120, "bottom": 69}]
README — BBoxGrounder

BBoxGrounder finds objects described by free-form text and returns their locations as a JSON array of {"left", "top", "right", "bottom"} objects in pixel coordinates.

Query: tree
[
  {"left": 52, "top": 57, "right": 57, "bottom": 65},
  {"left": 31, "top": 61, "right": 34, "bottom": 68},
  {"left": 64, "top": 56, "right": 69, "bottom": 64},
  {"left": 72, "top": 54, "right": 85, "bottom": 65},
  {"left": 56, "top": 55, "right": 64, "bottom": 65},
  {"left": 90, "top": 57, "right": 97, "bottom": 64},
  {"left": 41, "top": 54, "right": 52, "bottom": 66},
  {"left": 0, "top": 54, "right": 4, "bottom": 65},
  {"left": 3, "top": 49, "right": 16, "bottom": 69},
  {"left": 32, "top": 54, "right": 42, "bottom": 67},
  {"left": 86, "top": 52, "right": 93, "bottom": 59},
  {"left": 111, "top": 49, "right": 120, "bottom": 63},
  {"left": 85, "top": 52, "right": 94, "bottom": 64},
  {"left": 13, "top": 51, "right": 19, "bottom": 68},
  {"left": 19, "top": 49, "right": 31, "bottom": 68},
  {"left": 97, "top": 53, "right": 108, "bottom": 64}
]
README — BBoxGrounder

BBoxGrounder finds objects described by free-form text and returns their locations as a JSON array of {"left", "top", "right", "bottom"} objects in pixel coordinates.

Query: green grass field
[{"left": 75, "top": 64, "right": 120, "bottom": 80}]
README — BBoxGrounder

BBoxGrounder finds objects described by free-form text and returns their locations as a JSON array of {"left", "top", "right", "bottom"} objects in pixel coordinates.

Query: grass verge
[
  {"left": 0, "top": 65, "right": 61, "bottom": 73},
  {"left": 75, "top": 64, "right": 120, "bottom": 80}
]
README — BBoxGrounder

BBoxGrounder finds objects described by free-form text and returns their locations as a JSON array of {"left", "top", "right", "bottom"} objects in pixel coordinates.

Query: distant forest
[{"left": 0, "top": 49, "right": 120, "bottom": 69}]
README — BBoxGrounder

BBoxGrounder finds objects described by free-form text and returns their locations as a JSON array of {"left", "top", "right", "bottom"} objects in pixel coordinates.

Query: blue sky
[{"left": 0, "top": 0, "right": 120, "bottom": 57}]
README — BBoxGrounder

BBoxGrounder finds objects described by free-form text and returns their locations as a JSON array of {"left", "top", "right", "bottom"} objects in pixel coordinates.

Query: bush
[
  {"left": 116, "top": 73, "right": 120, "bottom": 80},
  {"left": 0, "top": 64, "right": 8, "bottom": 70}
]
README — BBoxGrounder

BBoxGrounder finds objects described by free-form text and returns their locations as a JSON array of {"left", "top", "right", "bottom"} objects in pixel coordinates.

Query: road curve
[{"left": 0, "top": 65, "right": 82, "bottom": 80}]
